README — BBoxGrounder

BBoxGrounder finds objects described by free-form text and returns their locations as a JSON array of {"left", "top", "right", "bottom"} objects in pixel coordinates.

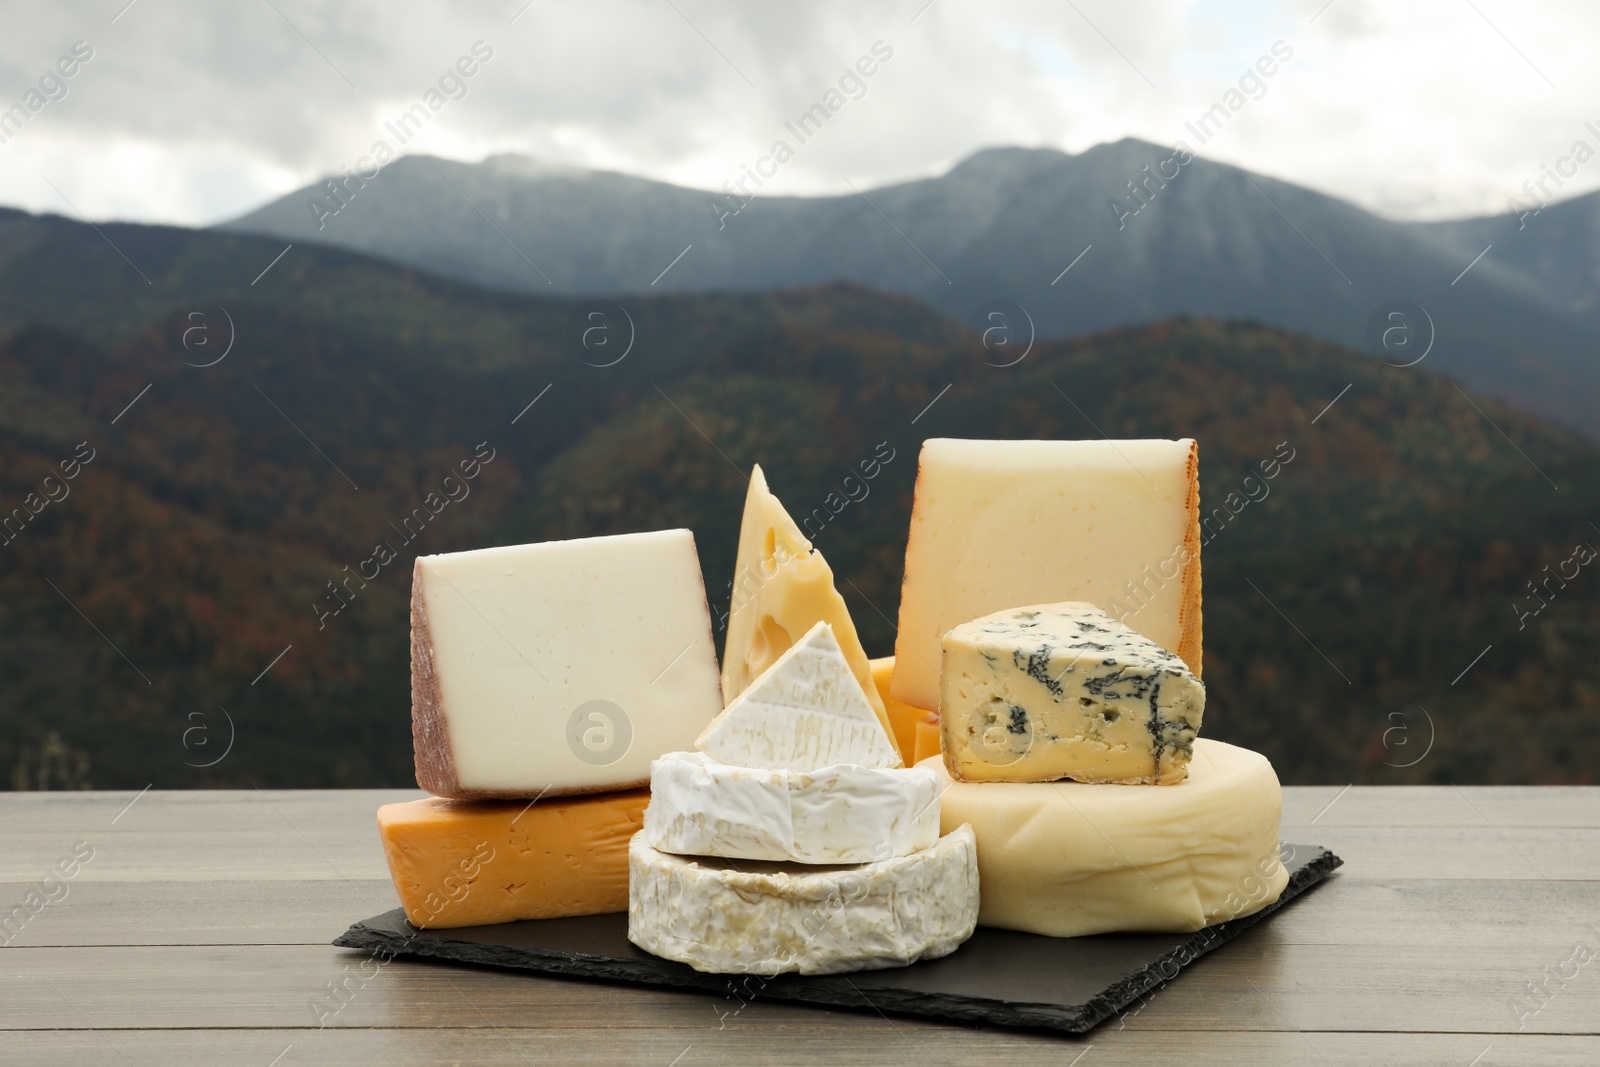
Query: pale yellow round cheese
[{"left": 925, "top": 738, "right": 1288, "bottom": 937}]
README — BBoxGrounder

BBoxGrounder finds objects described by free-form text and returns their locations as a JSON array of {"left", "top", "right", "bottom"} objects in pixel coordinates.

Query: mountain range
[
  {"left": 1, "top": 206, "right": 1597, "bottom": 789},
  {"left": 222, "top": 139, "right": 1600, "bottom": 438}
]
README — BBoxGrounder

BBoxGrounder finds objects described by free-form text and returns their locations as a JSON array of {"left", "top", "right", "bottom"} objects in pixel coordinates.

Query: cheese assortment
[
  {"left": 368, "top": 436, "right": 1296, "bottom": 981},
  {"left": 940, "top": 602, "right": 1206, "bottom": 785},
  {"left": 886, "top": 437, "right": 1286, "bottom": 935},
  {"left": 893, "top": 438, "right": 1203, "bottom": 712},
  {"left": 375, "top": 528, "right": 725, "bottom": 928},
  {"left": 632, "top": 617, "right": 978, "bottom": 973}
]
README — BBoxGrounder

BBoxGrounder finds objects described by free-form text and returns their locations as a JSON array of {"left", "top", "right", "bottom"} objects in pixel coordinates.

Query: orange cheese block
[
  {"left": 913, "top": 711, "right": 942, "bottom": 766},
  {"left": 377, "top": 789, "right": 648, "bottom": 928},
  {"left": 870, "top": 656, "right": 930, "bottom": 765}
]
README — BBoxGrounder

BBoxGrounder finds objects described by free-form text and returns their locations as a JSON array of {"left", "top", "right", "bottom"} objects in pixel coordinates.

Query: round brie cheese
[{"left": 628, "top": 825, "right": 979, "bottom": 975}]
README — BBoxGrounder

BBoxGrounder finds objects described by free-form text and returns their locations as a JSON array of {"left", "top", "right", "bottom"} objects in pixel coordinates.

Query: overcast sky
[{"left": 0, "top": 0, "right": 1595, "bottom": 226}]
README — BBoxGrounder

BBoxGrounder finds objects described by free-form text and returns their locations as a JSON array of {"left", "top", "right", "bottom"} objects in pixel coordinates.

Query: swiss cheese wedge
[{"left": 722, "top": 465, "right": 892, "bottom": 741}]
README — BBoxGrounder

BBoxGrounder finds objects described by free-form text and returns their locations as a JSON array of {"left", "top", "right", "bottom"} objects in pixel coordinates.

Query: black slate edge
[
  {"left": 1068, "top": 846, "right": 1344, "bottom": 1031},
  {"left": 334, "top": 844, "right": 1343, "bottom": 1035}
]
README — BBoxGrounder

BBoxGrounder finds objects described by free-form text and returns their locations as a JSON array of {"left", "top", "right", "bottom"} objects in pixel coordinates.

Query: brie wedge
[
  {"left": 696, "top": 620, "right": 901, "bottom": 771},
  {"left": 642, "top": 751, "right": 940, "bottom": 864}
]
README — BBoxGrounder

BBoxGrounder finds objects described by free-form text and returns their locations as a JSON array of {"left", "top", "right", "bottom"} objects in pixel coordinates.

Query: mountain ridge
[{"left": 216, "top": 139, "right": 1600, "bottom": 438}]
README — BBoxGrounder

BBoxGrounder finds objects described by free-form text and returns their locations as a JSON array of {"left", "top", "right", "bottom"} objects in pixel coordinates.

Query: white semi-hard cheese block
[
  {"left": 893, "top": 438, "right": 1202, "bottom": 712},
  {"left": 628, "top": 826, "right": 979, "bottom": 975},
  {"left": 941, "top": 602, "right": 1205, "bottom": 785},
  {"left": 928, "top": 739, "right": 1288, "bottom": 937},
  {"left": 697, "top": 620, "right": 901, "bottom": 771},
  {"left": 411, "top": 530, "right": 724, "bottom": 798},
  {"left": 722, "top": 464, "right": 894, "bottom": 741},
  {"left": 642, "top": 751, "right": 940, "bottom": 864}
]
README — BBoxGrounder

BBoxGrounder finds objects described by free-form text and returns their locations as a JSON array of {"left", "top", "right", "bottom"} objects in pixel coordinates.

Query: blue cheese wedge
[{"left": 940, "top": 601, "right": 1204, "bottom": 785}]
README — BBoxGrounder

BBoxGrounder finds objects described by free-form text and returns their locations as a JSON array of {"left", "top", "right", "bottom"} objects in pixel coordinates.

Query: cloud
[{"left": 0, "top": 0, "right": 1595, "bottom": 224}]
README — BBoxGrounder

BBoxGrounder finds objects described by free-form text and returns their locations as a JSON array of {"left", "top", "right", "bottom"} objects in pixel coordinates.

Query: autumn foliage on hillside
[{"left": 0, "top": 216, "right": 1595, "bottom": 787}]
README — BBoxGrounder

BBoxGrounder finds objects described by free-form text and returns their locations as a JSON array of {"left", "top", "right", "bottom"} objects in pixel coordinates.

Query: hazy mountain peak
[
  {"left": 476, "top": 153, "right": 588, "bottom": 180},
  {"left": 944, "top": 144, "right": 1069, "bottom": 173},
  {"left": 218, "top": 140, "right": 1600, "bottom": 436},
  {"left": 1092, "top": 135, "right": 1177, "bottom": 156},
  {"left": 944, "top": 137, "right": 1172, "bottom": 175},
  {"left": 372, "top": 151, "right": 582, "bottom": 181}
]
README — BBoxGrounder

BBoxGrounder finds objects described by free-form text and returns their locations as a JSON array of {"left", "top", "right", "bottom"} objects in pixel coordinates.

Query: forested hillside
[{"left": 1, "top": 211, "right": 1595, "bottom": 787}]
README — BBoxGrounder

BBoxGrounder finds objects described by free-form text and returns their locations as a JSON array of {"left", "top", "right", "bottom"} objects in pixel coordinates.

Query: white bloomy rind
[
  {"left": 628, "top": 826, "right": 980, "bottom": 975},
  {"left": 696, "top": 620, "right": 902, "bottom": 771},
  {"left": 642, "top": 751, "right": 941, "bottom": 864}
]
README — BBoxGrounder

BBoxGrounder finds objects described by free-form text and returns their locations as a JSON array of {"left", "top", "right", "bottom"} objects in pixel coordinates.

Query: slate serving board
[{"left": 335, "top": 842, "right": 1340, "bottom": 1034}]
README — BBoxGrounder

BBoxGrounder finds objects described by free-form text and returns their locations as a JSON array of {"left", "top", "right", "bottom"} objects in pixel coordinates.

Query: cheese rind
[
  {"left": 941, "top": 602, "right": 1205, "bottom": 785},
  {"left": 893, "top": 438, "right": 1203, "bottom": 711},
  {"left": 410, "top": 529, "right": 724, "bottom": 798},
  {"left": 642, "top": 751, "right": 940, "bottom": 864},
  {"left": 628, "top": 826, "right": 980, "bottom": 975},
  {"left": 376, "top": 791, "right": 647, "bottom": 928},
  {"left": 697, "top": 621, "right": 901, "bottom": 771},
  {"left": 722, "top": 465, "right": 894, "bottom": 741},
  {"left": 927, "top": 739, "right": 1287, "bottom": 937}
]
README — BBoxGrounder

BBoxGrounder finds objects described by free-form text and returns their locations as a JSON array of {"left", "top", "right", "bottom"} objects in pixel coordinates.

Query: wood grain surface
[{"left": 3, "top": 787, "right": 1597, "bottom": 1065}]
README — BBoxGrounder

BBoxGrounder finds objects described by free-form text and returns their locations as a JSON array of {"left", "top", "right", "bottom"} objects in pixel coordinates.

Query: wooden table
[{"left": 3, "top": 787, "right": 1597, "bottom": 1065}]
